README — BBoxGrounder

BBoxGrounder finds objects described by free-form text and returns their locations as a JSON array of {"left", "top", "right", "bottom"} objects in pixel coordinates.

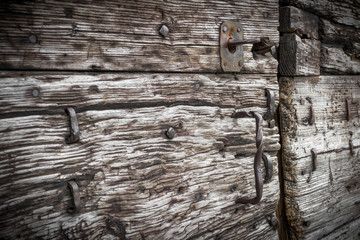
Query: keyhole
[{"left": 228, "top": 38, "right": 236, "bottom": 53}]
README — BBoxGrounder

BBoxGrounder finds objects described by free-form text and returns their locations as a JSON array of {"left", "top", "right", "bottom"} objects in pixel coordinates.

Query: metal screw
[
  {"left": 31, "top": 87, "right": 40, "bottom": 97},
  {"left": 223, "top": 26, "right": 228, "bottom": 33},
  {"left": 165, "top": 127, "right": 176, "bottom": 139},
  {"left": 159, "top": 25, "right": 169, "bottom": 37},
  {"left": 29, "top": 34, "right": 37, "bottom": 44}
]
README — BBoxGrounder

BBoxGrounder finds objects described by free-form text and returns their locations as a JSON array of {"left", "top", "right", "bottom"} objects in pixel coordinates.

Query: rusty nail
[
  {"left": 68, "top": 180, "right": 80, "bottom": 214},
  {"left": 309, "top": 105, "right": 315, "bottom": 125},
  {"left": 223, "top": 26, "right": 228, "bottom": 33},
  {"left": 268, "top": 119, "right": 275, "bottom": 128},
  {"left": 311, "top": 149, "right": 317, "bottom": 171},
  {"left": 159, "top": 25, "right": 169, "bottom": 37},
  {"left": 65, "top": 107, "right": 80, "bottom": 144},
  {"left": 31, "top": 87, "right": 40, "bottom": 97},
  {"left": 165, "top": 127, "right": 176, "bottom": 139},
  {"left": 29, "top": 34, "right": 37, "bottom": 44},
  {"left": 266, "top": 215, "right": 278, "bottom": 230},
  {"left": 346, "top": 98, "right": 351, "bottom": 121},
  {"left": 307, "top": 170, "right": 312, "bottom": 183},
  {"left": 349, "top": 140, "right": 354, "bottom": 156}
]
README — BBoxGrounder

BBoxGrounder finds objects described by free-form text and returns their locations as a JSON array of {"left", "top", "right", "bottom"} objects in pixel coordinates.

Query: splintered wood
[
  {"left": 0, "top": 73, "right": 280, "bottom": 239},
  {"left": 280, "top": 76, "right": 360, "bottom": 239}
]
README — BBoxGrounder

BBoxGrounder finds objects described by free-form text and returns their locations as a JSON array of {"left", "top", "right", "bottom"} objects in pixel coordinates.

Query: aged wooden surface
[
  {"left": 280, "top": 0, "right": 360, "bottom": 28},
  {"left": 0, "top": 0, "right": 278, "bottom": 73},
  {"left": 0, "top": 72, "right": 280, "bottom": 239},
  {"left": 279, "top": 6, "right": 318, "bottom": 39},
  {"left": 279, "top": 34, "right": 320, "bottom": 76},
  {"left": 279, "top": 76, "right": 360, "bottom": 239},
  {"left": 320, "top": 19, "right": 360, "bottom": 75}
]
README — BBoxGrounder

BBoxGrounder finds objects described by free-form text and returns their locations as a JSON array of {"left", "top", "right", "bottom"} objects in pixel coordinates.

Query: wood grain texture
[
  {"left": 320, "top": 18, "right": 360, "bottom": 75},
  {"left": 0, "top": 0, "right": 279, "bottom": 73},
  {"left": 321, "top": 217, "right": 360, "bottom": 240},
  {"left": 280, "top": 0, "right": 360, "bottom": 28},
  {"left": 279, "top": 75, "right": 360, "bottom": 239},
  {"left": 279, "top": 34, "right": 320, "bottom": 76},
  {"left": 279, "top": 6, "right": 319, "bottom": 39},
  {"left": 0, "top": 72, "right": 280, "bottom": 239}
]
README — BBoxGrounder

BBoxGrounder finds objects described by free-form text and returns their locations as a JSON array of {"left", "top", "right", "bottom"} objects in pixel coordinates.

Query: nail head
[
  {"left": 29, "top": 34, "right": 37, "bottom": 44},
  {"left": 223, "top": 26, "right": 228, "bottom": 33},
  {"left": 159, "top": 25, "right": 169, "bottom": 37},
  {"left": 31, "top": 87, "right": 40, "bottom": 97},
  {"left": 165, "top": 127, "right": 176, "bottom": 139}
]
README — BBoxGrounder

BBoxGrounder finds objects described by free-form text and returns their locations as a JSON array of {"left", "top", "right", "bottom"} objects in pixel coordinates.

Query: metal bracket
[
  {"left": 220, "top": 21, "right": 244, "bottom": 72},
  {"left": 220, "top": 21, "right": 261, "bottom": 72}
]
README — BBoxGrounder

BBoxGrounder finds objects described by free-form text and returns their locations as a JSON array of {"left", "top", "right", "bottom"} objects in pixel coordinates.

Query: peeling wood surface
[
  {"left": 0, "top": 0, "right": 278, "bottom": 73},
  {"left": 279, "top": 6, "right": 319, "bottom": 39},
  {"left": 280, "top": 0, "right": 360, "bottom": 28},
  {"left": 320, "top": 19, "right": 360, "bottom": 75},
  {"left": 279, "top": 75, "right": 360, "bottom": 239},
  {"left": 0, "top": 73, "right": 280, "bottom": 239},
  {"left": 279, "top": 34, "right": 320, "bottom": 76}
]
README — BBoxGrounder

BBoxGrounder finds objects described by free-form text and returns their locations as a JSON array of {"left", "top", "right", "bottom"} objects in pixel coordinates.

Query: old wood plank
[
  {"left": 320, "top": 19, "right": 360, "bottom": 74},
  {"left": 0, "top": 0, "right": 279, "bottom": 73},
  {"left": 322, "top": 217, "right": 360, "bottom": 240},
  {"left": 279, "top": 34, "right": 320, "bottom": 76},
  {"left": 284, "top": 150, "right": 360, "bottom": 239},
  {"left": 280, "top": 0, "right": 360, "bottom": 28},
  {"left": 0, "top": 72, "right": 278, "bottom": 117},
  {"left": 0, "top": 107, "right": 280, "bottom": 239},
  {"left": 279, "top": 75, "right": 360, "bottom": 239},
  {"left": 0, "top": 72, "right": 280, "bottom": 239},
  {"left": 279, "top": 6, "right": 319, "bottom": 39}
]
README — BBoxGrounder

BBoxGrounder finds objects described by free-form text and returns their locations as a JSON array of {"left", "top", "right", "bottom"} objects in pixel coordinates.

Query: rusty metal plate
[{"left": 220, "top": 21, "right": 244, "bottom": 72}]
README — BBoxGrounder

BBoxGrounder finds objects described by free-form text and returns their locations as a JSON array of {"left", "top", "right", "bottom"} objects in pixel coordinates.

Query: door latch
[{"left": 220, "top": 21, "right": 260, "bottom": 72}]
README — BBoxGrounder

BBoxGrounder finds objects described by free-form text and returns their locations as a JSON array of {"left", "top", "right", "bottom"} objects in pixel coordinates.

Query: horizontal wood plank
[
  {"left": 320, "top": 19, "right": 360, "bottom": 75},
  {"left": 0, "top": 72, "right": 280, "bottom": 239},
  {"left": 280, "top": 0, "right": 360, "bottom": 28},
  {"left": 0, "top": 72, "right": 278, "bottom": 117},
  {"left": 0, "top": 0, "right": 279, "bottom": 73},
  {"left": 279, "top": 75, "right": 360, "bottom": 239}
]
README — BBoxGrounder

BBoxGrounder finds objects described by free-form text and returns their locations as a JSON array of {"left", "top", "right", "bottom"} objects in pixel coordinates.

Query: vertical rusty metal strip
[{"left": 233, "top": 111, "right": 264, "bottom": 205}]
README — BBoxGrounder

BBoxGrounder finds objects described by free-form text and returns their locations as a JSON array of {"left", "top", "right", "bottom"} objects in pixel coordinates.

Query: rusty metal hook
[
  {"left": 68, "top": 180, "right": 80, "bottom": 214},
  {"left": 307, "top": 149, "right": 317, "bottom": 183},
  {"left": 231, "top": 111, "right": 264, "bottom": 205},
  {"left": 346, "top": 98, "right": 351, "bottom": 121},
  {"left": 65, "top": 107, "right": 80, "bottom": 144},
  {"left": 262, "top": 153, "right": 273, "bottom": 183},
  {"left": 349, "top": 140, "right": 354, "bottom": 156}
]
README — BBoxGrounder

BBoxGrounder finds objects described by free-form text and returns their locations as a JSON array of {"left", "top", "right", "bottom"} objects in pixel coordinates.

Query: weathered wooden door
[
  {"left": 278, "top": 1, "right": 360, "bottom": 239},
  {"left": 0, "top": 1, "right": 281, "bottom": 239}
]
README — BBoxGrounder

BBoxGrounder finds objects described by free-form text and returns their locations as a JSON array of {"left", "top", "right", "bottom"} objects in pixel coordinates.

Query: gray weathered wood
[
  {"left": 279, "top": 6, "right": 319, "bottom": 39},
  {"left": 280, "top": 0, "right": 360, "bottom": 28},
  {"left": 279, "top": 75, "right": 360, "bottom": 239},
  {"left": 320, "top": 19, "right": 360, "bottom": 75},
  {"left": 279, "top": 34, "right": 320, "bottom": 76},
  {"left": 0, "top": 72, "right": 280, "bottom": 239},
  {"left": 0, "top": 0, "right": 279, "bottom": 73},
  {"left": 322, "top": 217, "right": 360, "bottom": 240},
  {"left": 0, "top": 72, "right": 278, "bottom": 116}
]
